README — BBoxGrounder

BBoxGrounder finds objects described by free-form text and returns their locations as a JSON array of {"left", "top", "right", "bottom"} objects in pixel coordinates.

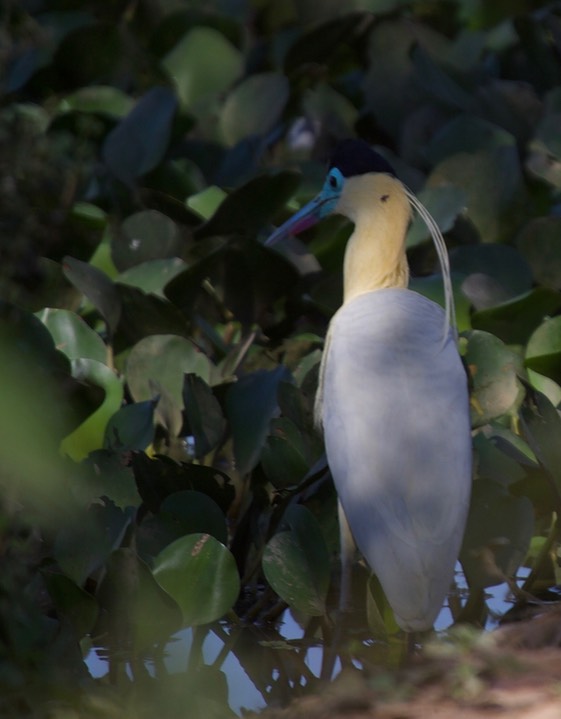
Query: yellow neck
[{"left": 336, "top": 175, "right": 411, "bottom": 303}]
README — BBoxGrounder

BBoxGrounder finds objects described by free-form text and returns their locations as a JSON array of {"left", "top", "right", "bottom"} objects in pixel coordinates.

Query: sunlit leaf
[
  {"left": 60, "top": 358, "right": 124, "bottom": 461},
  {"left": 38, "top": 308, "right": 107, "bottom": 362}
]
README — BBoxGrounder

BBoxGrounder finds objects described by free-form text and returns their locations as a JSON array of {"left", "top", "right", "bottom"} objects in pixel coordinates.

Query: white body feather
[{"left": 317, "top": 288, "right": 471, "bottom": 631}]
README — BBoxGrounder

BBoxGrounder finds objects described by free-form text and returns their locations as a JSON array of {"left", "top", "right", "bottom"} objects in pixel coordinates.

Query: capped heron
[{"left": 267, "top": 139, "right": 472, "bottom": 631}]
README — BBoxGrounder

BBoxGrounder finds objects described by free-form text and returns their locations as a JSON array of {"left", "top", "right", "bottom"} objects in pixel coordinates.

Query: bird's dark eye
[{"left": 329, "top": 175, "right": 338, "bottom": 189}]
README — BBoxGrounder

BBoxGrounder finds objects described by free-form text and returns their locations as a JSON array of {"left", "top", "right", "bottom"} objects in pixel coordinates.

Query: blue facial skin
[
  {"left": 265, "top": 167, "right": 345, "bottom": 246},
  {"left": 318, "top": 167, "right": 344, "bottom": 218}
]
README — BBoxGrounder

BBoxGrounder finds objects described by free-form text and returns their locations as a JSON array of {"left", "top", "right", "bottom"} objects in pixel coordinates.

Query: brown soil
[{"left": 250, "top": 608, "right": 561, "bottom": 719}]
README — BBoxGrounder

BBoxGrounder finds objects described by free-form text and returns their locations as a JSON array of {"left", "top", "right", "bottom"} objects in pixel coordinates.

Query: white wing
[{"left": 320, "top": 288, "right": 472, "bottom": 631}]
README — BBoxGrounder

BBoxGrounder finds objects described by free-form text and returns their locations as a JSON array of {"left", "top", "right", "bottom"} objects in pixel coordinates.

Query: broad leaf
[
  {"left": 525, "top": 316, "right": 561, "bottom": 385},
  {"left": 460, "top": 479, "right": 533, "bottom": 588},
  {"left": 262, "top": 505, "right": 330, "bottom": 616},
  {"left": 225, "top": 366, "right": 292, "bottom": 475},
  {"left": 464, "top": 331, "right": 523, "bottom": 427},
  {"left": 102, "top": 86, "right": 178, "bottom": 187},
  {"left": 38, "top": 307, "right": 107, "bottom": 362},
  {"left": 182, "top": 374, "right": 226, "bottom": 458},
  {"left": 153, "top": 533, "right": 239, "bottom": 626}
]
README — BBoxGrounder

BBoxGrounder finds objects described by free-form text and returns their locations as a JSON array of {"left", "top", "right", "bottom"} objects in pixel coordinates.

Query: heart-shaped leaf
[
  {"left": 262, "top": 504, "right": 330, "bottom": 616},
  {"left": 153, "top": 533, "right": 239, "bottom": 626}
]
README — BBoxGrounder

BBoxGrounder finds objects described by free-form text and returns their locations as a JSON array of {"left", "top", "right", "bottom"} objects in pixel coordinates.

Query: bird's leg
[
  {"left": 321, "top": 501, "right": 356, "bottom": 681},
  {"left": 338, "top": 500, "right": 355, "bottom": 614}
]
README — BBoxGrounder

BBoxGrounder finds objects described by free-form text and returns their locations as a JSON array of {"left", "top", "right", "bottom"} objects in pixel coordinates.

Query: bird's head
[
  {"left": 266, "top": 138, "right": 457, "bottom": 339},
  {"left": 266, "top": 139, "right": 401, "bottom": 245}
]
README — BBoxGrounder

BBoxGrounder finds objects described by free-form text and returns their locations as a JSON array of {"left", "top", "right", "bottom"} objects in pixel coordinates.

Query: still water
[{"left": 86, "top": 567, "right": 523, "bottom": 715}]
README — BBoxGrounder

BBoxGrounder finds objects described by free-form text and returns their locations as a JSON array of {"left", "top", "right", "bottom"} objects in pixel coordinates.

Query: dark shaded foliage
[{"left": 2, "top": 0, "right": 561, "bottom": 715}]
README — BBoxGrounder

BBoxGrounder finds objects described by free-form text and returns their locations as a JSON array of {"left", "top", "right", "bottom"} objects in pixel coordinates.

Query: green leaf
[
  {"left": 126, "top": 335, "right": 214, "bottom": 435},
  {"left": 427, "top": 114, "right": 515, "bottom": 166},
  {"left": 60, "top": 358, "right": 124, "bottom": 461},
  {"left": 159, "top": 490, "right": 228, "bottom": 545},
  {"left": 429, "top": 147, "right": 526, "bottom": 243},
  {"left": 520, "top": 388, "right": 561, "bottom": 504},
  {"left": 225, "top": 366, "right": 292, "bottom": 475},
  {"left": 284, "top": 12, "right": 370, "bottom": 75},
  {"left": 472, "top": 287, "right": 561, "bottom": 345},
  {"left": 117, "top": 258, "right": 187, "bottom": 297},
  {"left": 83, "top": 449, "right": 141, "bottom": 509},
  {"left": 527, "top": 370, "right": 561, "bottom": 407},
  {"left": 465, "top": 331, "right": 523, "bottom": 427},
  {"left": 97, "top": 547, "right": 182, "bottom": 650},
  {"left": 412, "top": 45, "right": 475, "bottom": 112},
  {"left": 53, "top": 502, "right": 129, "bottom": 585},
  {"left": 261, "top": 417, "right": 311, "bottom": 489},
  {"left": 132, "top": 453, "right": 234, "bottom": 515},
  {"left": 103, "top": 399, "right": 156, "bottom": 452},
  {"left": 302, "top": 83, "right": 358, "bottom": 135},
  {"left": 451, "top": 244, "right": 533, "bottom": 309},
  {"left": 37, "top": 308, "right": 107, "bottom": 362},
  {"left": 182, "top": 374, "right": 226, "bottom": 458},
  {"left": 195, "top": 171, "right": 302, "bottom": 239},
  {"left": 220, "top": 73, "right": 289, "bottom": 146},
  {"left": 153, "top": 533, "right": 239, "bottom": 626},
  {"left": 63, "top": 256, "right": 121, "bottom": 335},
  {"left": 406, "top": 185, "right": 467, "bottom": 247},
  {"left": 517, "top": 216, "right": 561, "bottom": 289},
  {"left": 57, "top": 85, "right": 134, "bottom": 118},
  {"left": 161, "top": 27, "right": 243, "bottom": 108},
  {"left": 42, "top": 571, "right": 98, "bottom": 639},
  {"left": 473, "top": 430, "right": 528, "bottom": 488},
  {"left": 366, "top": 574, "right": 400, "bottom": 640},
  {"left": 460, "top": 479, "right": 533, "bottom": 588},
  {"left": 113, "top": 210, "right": 181, "bottom": 272},
  {"left": 525, "top": 316, "right": 561, "bottom": 385},
  {"left": 262, "top": 505, "right": 330, "bottom": 616},
  {"left": 409, "top": 275, "right": 471, "bottom": 332},
  {"left": 102, "top": 87, "right": 178, "bottom": 187},
  {"left": 114, "top": 284, "right": 190, "bottom": 353}
]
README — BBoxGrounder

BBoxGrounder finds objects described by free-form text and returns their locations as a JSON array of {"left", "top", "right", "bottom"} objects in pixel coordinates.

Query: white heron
[{"left": 267, "top": 139, "right": 472, "bottom": 632}]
